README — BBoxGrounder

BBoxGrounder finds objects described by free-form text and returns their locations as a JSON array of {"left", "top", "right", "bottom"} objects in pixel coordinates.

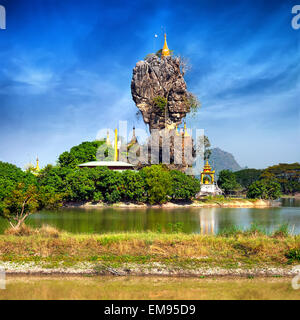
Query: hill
[{"left": 209, "top": 147, "right": 242, "bottom": 177}]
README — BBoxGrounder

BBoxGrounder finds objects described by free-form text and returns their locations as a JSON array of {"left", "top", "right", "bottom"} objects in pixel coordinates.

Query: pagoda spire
[
  {"left": 161, "top": 33, "right": 170, "bottom": 57},
  {"left": 106, "top": 130, "right": 111, "bottom": 146},
  {"left": 36, "top": 157, "right": 40, "bottom": 172}
]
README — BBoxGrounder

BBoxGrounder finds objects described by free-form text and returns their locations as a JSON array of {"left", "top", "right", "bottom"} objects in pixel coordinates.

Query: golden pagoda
[
  {"left": 106, "top": 130, "right": 111, "bottom": 146},
  {"left": 184, "top": 122, "right": 190, "bottom": 137},
  {"left": 200, "top": 160, "right": 215, "bottom": 184},
  {"left": 161, "top": 33, "right": 170, "bottom": 57},
  {"left": 35, "top": 157, "right": 40, "bottom": 172}
]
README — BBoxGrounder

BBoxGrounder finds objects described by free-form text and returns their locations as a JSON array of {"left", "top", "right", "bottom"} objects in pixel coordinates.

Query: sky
[{"left": 0, "top": 0, "right": 299, "bottom": 169}]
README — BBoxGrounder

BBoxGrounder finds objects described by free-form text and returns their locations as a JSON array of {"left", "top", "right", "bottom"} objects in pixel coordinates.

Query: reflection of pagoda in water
[
  {"left": 197, "top": 161, "right": 222, "bottom": 197},
  {"left": 199, "top": 209, "right": 217, "bottom": 235}
]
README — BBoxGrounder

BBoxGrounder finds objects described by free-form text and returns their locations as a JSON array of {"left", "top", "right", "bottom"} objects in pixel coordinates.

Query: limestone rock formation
[{"left": 131, "top": 54, "right": 190, "bottom": 131}]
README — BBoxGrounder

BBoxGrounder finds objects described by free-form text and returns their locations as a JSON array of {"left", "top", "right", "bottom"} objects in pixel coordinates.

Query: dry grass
[
  {"left": 4, "top": 224, "right": 60, "bottom": 238},
  {"left": 0, "top": 231, "right": 299, "bottom": 268}
]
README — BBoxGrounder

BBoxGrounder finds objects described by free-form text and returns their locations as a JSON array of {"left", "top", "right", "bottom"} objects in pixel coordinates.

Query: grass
[{"left": 0, "top": 225, "right": 300, "bottom": 270}]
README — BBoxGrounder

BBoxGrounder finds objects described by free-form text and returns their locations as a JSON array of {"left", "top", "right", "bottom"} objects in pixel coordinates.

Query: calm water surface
[
  {"left": 1, "top": 276, "right": 298, "bottom": 300},
  {"left": 1, "top": 198, "right": 299, "bottom": 234}
]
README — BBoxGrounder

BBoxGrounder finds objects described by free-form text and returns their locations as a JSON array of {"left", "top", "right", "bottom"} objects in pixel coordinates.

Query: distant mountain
[{"left": 209, "top": 147, "right": 242, "bottom": 177}]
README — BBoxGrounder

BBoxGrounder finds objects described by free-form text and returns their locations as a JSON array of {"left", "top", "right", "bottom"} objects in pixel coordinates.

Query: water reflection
[
  {"left": 0, "top": 198, "right": 299, "bottom": 234},
  {"left": 199, "top": 209, "right": 216, "bottom": 235}
]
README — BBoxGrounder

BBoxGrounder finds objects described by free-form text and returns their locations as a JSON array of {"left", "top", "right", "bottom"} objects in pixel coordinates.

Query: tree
[
  {"left": 217, "top": 170, "right": 242, "bottom": 194},
  {"left": 234, "top": 169, "right": 263, "bottom": 189},
  {"left": 58, "top": 140, "right": 105, "bottom": 168},
  {"left": 64, "top": 168, "right": 96, "bottom": 201},
  {"left": 122, "top": 170, "right": 146, "bottom": 202},
  {"left": 0, "top": 161, "right": 37, "bottom": 201},
  {"left": 1, "top": 183, "right": 39, "bottom": 229},
  {"left": 170, "top": 170, "right": 200, "bottom": 200},
  {"left": 140, "top": 165, "right": 172, "bottom": 204},
  {"left": 247, "top": 179, "right": 282, "bottom": 200}
]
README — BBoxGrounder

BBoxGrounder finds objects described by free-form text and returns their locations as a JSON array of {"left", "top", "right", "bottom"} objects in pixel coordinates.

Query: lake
[
  {"left": 0, "top": 276, "right": 299, "bottom": 300},
  {"left": 1, "top": 198, "right": 300, "bottom": 235}
]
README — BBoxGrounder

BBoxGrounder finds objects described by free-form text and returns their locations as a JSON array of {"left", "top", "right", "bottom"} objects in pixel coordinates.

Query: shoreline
[
  {"left": 63, "top": 199, "right": 275, "bottom": 209},
  {"left": 0, "top": 261, "right": 297, "bottom": 278}
]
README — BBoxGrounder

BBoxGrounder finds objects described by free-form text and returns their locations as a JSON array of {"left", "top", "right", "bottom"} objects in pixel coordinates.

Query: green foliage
[
  {"left": 38, "top": 165, "right": 71, "bottom": 194},
  {"left": 170, "top": 170, "right": 199, "bottom": 200},
  {"left": 121, "top": 171, "right": 146, "bottom": 202},
  {"left": 64, "top": 168, "right": 96, "bottom": 201},
  {"left": 58, "top": 140, "right": 105, "bottom": 168},
  {"left": 140, "top": 165, "right": 172, "bottom": 204},
  {"left": 96, "top": 143, "right": 115, "bottom": 161},
  {"left": 234, "top": 169, "right": 263, "bottom": 189},
  {"left": 153, "top": 96, "right": 167, "bottom": 112},
  {"left": 272, "top": 223, "right": 290, "bottom": 238},
  {"left": 0, "top": 161, "right": 37, "bottom": 202},
  {"left": 1, "top": 183, "right": 39, "bottom": 229},
  {"left": 247, "top": 179, "right": 282, "bottom": 200},
  {"left": 186, "top": 93, "right": 201, "bottom": 118},
  {"left": 285, "top": 248, "right": 300, "bottom": 262},
  {"left": 217, "top": 170, "right": 242, "bottom": 194},
  {"left": 262, "top": 163, "right": 300, "bottom": 195}
]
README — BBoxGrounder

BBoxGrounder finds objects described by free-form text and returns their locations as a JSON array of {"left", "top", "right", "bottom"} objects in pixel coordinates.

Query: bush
[
  {"left": 140, "top": 165, "right": 172, "bottom": 204},
  {"left": 234, "top": 169, "right": 263, "bottom": 189},
  {"left": 217, "top": 170, "right": 242, "bottom": 194},
  {"left": 247, "top": 179, "right": 282, "bottom": 200},
  {"left": 0, "top": 161, "right": 37, "bottom": 201},
  {"left": 170, "top": 170, "right": 199, "bottom": 200},
  {"left": 58, "top": 141, "right": 105, "bottom": 168},
  {"left": 285, "top": 248, "right": 300, "bottom": 262},
  {"left": 64, "top": 168, "right": 96, "bottom": 201},
  {"left": 122, "top": 170, "right": 146, "bottom": 202}
]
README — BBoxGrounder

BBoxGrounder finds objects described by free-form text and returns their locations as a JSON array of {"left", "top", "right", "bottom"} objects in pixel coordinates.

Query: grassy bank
[{"left": 0, "top": 226, "right": 300, "bottom": 275}]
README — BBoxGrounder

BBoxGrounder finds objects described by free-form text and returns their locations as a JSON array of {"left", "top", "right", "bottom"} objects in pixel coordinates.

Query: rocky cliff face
[
  {"left": 209, "top": 147, "right": 242, "bottom": 177},
  {"left": 131, "top": 54, "right": 190, "bottom": 131}
]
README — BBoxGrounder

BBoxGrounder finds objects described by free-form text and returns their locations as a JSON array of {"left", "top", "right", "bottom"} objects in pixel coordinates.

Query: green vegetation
[
  {"left": 262, "top": 163, "right": 300, "bottom": 195},
  {"left": 186, "top": 92, "right": 201, "bottom": 118},
  {"left": 170, "top": 170, "right": 200, "bottom": 200},
  {"left": 217, "top": 170, "right": 242, "bottom": 194},
  {"left": 218, "top": 163, "right": 299, "bottom": 198},
  {"left": 152, "top": 96, "right": 167, "bottom": 113},
  {"left": 0, "top": 162, "right": 61, "bottom": 229},
  {"left": 58, "top": 140, "right": 105, "bottom": 168},
  {"left": 285, "top": 248, "right": 300, "bottom": 263},
  {"left": 0, "top": 228, "right": 299, "bottom": 271},
  {"left": 0, "top": 160, "right": 200, "bottom": 210},
  {"left": 247, "top": 179, "right": 282, "bottom": 200},
  {"left": 234, "top": 169, "right": 263, "bottom": 189}
]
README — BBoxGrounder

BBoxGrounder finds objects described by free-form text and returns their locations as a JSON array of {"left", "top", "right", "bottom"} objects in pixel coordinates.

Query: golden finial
[
  {"left": 161, "top": 33, "right": 170, "bottom": 57},
  {"left": 36, "top": 157, "right": 40, "bottom": 172},
  {"left": 106, "top": 130, "right": 111, "bottom": 146},
  {"left": 114, "top": 128, "right": 118, "bottom": 162},
  {"left": 184, "top": 122, "right": 190, "bottom": 137}
]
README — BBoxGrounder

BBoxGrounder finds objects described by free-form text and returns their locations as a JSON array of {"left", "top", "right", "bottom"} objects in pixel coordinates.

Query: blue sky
[{"left": 0, "top": 0, "right": 299, "bottom": 169}]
